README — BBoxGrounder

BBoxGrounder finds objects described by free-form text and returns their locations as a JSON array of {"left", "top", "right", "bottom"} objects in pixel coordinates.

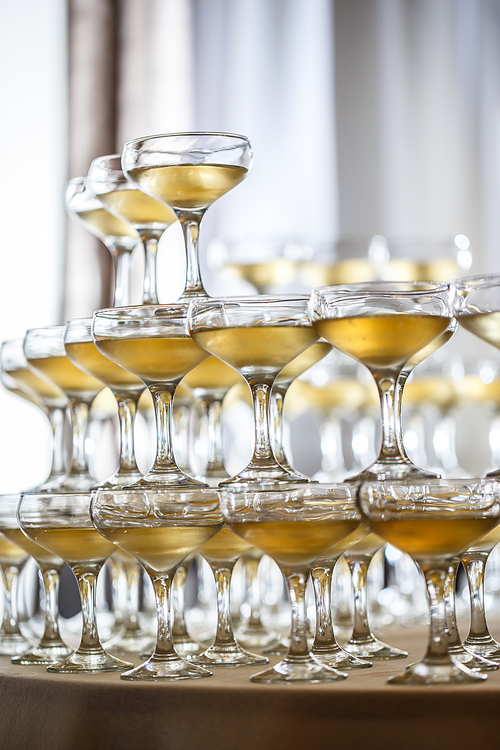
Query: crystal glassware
[
  {"left": 219, "top": 482, "right": 361, "bottom": 683},
  {"left": 358, "top": 477, "right": 500, "bottom": 685},
  {"left": 310, "top": 282, "right": 455, "bottom": 481},
  {"left": 122, "top": 132, "right": 253, "bottom": 299},
  {"left": 92, "top": 304, "right": 209, "bottom": 489},
  {"left": 24, "top": 326, "right": 102, "bottom": 491},
  {"left": 18, "top": 492, "right": 133, "bottom": 673},
  {"left": 65, "top": 177, "right": 139, "bottom": 307},
  {"left": 89, "top": 154, "right": 177, "bottom": 305},
  {"left": 91, "top": 487, "right": 223, "bottom": 680},
  {"left": 188, "top": 296, "right": 319, "bottom": 486}
]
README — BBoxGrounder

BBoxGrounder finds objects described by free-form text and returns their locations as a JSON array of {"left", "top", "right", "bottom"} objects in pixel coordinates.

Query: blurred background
[{"left": 2, "top": 0, "right": 500, "bottom": 489}]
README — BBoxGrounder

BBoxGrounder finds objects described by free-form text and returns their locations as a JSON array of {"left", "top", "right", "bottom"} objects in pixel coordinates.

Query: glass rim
[
  {"left": 88, "top": 154, "right": 126, "bottom": 181},
  {"left": 454, "top": 273, "right": 500, "bottom": 291},
  {"left": 25, "top": 325, "right": 65, "bottom": 337},
  {"left": 189, "top": 294, "right": 312, "bottom": 306},
  {"left": 123, "top": 131, "right": 251, "bottom": 151},
  {"left": 312, "top": 280, "right": 452, "bottom": 298},
  {"left": 93, "top": 303, "right": 192, "bottom": 321}
]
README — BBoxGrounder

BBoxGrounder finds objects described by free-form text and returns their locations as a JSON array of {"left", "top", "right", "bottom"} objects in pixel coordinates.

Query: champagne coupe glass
[
  {"left": 310, "top": 523, "right": 373, "bottom": 670},
  {"left": 310, "top": 282, "right": 455, "bottom": 482},
  {"left": 358, "top": 478, "right": 500, "bottom": 685},
  {"left": 122, "top": 132, "right": 253, "bottom": 299},
  {"left": 89, "top": 154, "right": 177, "bottom": 305},
  {"left": 454, "top": 273, "right": 500, "bottom": 477},
  {"left": 18, "top": 492, "right": 133, "bottom": 672},
  {"left": 0, "top": 496, "right": 30, "bottom": 655},
  {"left": 65, "top": 177, "right": 139, "bottom": 307},
  {"left": 24, "top": 326, "right": 102, "bottom": 491},
  {"left": 1, "top": 339, "right": 68, "bottom": 489},
  {"left": 192, "top": 527, "right": 268, "bottom": 667},
  {"left": 92, "top": 304, "right": 210, "bottom": 489},
  {"left": 219, "top": 482, "right": 361, "bottom": 683},
  {"left": 342, "top": 533, "right": 408, "bottom": 660},
  {"left": 91, "top": 487, "right": 223, "bottom": 680},
  {"left": 182, "top": 356, "right": 244, "bottom": 485},
  {"left": 271, "top": 339, "right": 332, "bottom": 481},
  {"left": 188, "top": 296, "right": 319, "bottom": 486}
]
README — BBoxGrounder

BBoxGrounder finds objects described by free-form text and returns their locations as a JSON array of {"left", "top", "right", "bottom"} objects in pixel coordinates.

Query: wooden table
[{"left": 1, "top": 625, "right": 499, "bottom": 750}]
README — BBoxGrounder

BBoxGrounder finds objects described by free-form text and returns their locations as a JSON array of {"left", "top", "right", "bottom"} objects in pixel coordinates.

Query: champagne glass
[
  {"left": 18, "top": 492, "right": 133, "bottom": 673},
  {"left": 188, "top": 296, "right": 319, "bottom": 486},
  {"left": 0, "top": 497, "right": 30, "bottom": 655},
  {"left": 91, "top": 487, "right": 223, "bottom": 680},
  {"left": 310, "top": 282, "right": 455, "bottom": 481},
  {"left": 24, "top": 326, "right": 102, "bottom": 491},
  {"left": 92, "top": 304, "right": 210, "bottom": 489},
  {"left": 358, "top": 478, "right": 500, "bottom": 685},
  {"left": 219, "top": 482, "right": 361, "bottom": 683},
  {"left": 88, "top": 154, "right": 177, "bottom": 305},
  {"left": 342, "top": 533, "right": 408, "bottom": 660},
  {"left": 271, "top": 339, "right": 332, "bottom": 481},
  {"left": 1, "top": 339, "right": 68, "bottom": 489},
  {"left": 122, "top": 132, "right": 253, "bottom": 299},
  {"left": 65, "top": 177, "right": 139, "bottom": 307}
]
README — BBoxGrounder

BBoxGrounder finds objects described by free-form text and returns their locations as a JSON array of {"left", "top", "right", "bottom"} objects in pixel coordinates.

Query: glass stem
[
  {"left": 395, "top": 369, "right": 413, "bottom": 461},
  {"left": 122, "top": 561, "right": 142, "bottom": 633},
  {"left": 39, "top": 566, "right": 64, "bottom": 646},
  {"left": 1, "top": 564, "right": 22, "bottom": 636},
  {"left": 150, "top": 572, "right": 177, "bottom": 657},
  {"left": 202, "top": 396, "right": 226, "bottom": 477},
  {"left": 346, "top": 555, "right": 372, "bottom": 641},
  {"left": 74, "top": 564, "right": 104, "bottom": 653},
  {"left": 444, "top": 558, "right": 462, "bottom": 647},
  {"left": 420, "top": 562, "right": 453, "bottom": 664},
  {"left": 115, "top": 392, "right": 141, "bottom": 477},
  {"left": 141, "top": 232, "right": 162, "bottom": 305},
  {"left": 249, "top": 381, "right": 279, "bottom": 469},
  {"left": 177, "top": 212, "right": 208, "bottom": 298},
  {"left": 373, "top": 370, "right": 405, "bottom": 462},
  {"left": 311, "top": 561, "right": 337, "bottom": 648},
  {"left": 281, "top": 567, "right": 311, "bottom": 660},
  {"left": 149, "top": 383, "right": 179, "bottom": 475},
  {"left": 271, "top": 382, "right": 292, "bottom": 468},
  {"left": 241, "top": 553, "right": 264, "bottom": 628},
  {"left": 68, "top": 400, "right": 92, "bottom": 479},
  {"left": 45, "top": 406, "right": 67, "bottom": 482},
  {"left": 172, "top": 563, "right": 189, "bottom": 638},
  {"left": 210, "top": 562, "right": 238, "bottom": 647},
  {"left": 462, "top": 552, "right": 490, "bottom": 642},
  {"left": 110, "top": 246, "right": 133, "bottom": 307}
]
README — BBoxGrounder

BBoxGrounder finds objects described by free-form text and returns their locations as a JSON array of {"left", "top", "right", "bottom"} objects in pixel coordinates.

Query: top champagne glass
[
  {"left": 310, "top": 281, "right": 455, "bottom": 482},
  {"left": 122, "top": 132, "right": 253, "bottom": 299},
  {"left": 88, "top": 154, "right": 177, "bottom": 305},
  {"left": 65, "top": 177, "right": 139, "bottom": 307}
]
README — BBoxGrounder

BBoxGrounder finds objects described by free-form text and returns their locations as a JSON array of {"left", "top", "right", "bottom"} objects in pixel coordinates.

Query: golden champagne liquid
[
  {"left": 128, "top": 164, "right": 247, "bottom": 211},
  {"left": 319, "top": 522, "right": 371, "bottom": 561},
  {"left": 96, "top": 336, "right": 208, "bottom": 383},
  {"left": 2, "top": 383, "right": 40, "bottom": 407},
  {"left": 27, "top": 355, "right": 103, "bottom": 399},
  {"left": 75, "top": 207, "right": 138, "bottom": 241},
  {"left": 65, "top": 340, "right": 143, "bottom": 391},
  {"left": 457, "top": 375, "right": 500, "bottom": 404},
  {"left": 104, "top": 525, "right": 220, "bottom": 573},
  {"left": 1, "top": 528, "right": 62, "bottom": 567},
  {"left": 27, "top": 527, "right": 116, "bottom": 565},
  {"left": 405, "top": 328, "right": 455, "bottom": 369},
  {"left": 0, "top": 533, "right": 29, "bottom": 566},
  {"left": 98, "top": 189, "right": 177, "bottom": 228},
  {"left": 369, "top": 516, "right": 498, "bottom": 559},
  {"left": 182, "top": 355, "right": 242, "bottom": 391},
  {"left": 315, "top": 314, "right": 451, "bottom": 371},
  {"left": 301, "top": 259, "right": 377, "bottom": 287},
  {"left": 224, "top": 259, "right": 297, "bottom": 292},
  {"left": 458, "top": 311, "right": 500, "bottom": 350},
  {"left": 345, "top": 531, "right": 385, "bottom": 557},
  {"left": 301, "top": 258, "right": 459, "bottom": 288},
  {"left": 403, "top": 376, "right": 458, "bottom": 410},
  {"left": 6, "top": 366, "right": 66, "bottom": 407},
  {"left": 192, "top": 325, "right": 318, "bottom": 373},
  {"left": 277, "top": 341, "right": 332, "bottom": 383},
  {"left": 466, "top": 522, "right": 500, "bottom": 553},
  {"left": 230, "top": 519, "right": 360, "bottom": 567},
  {"left": 199, "top": 526, "right": 252, "bottom": 563},
  {"left": 292, "top": 378, "right": 375, "bottom": 411},
  {"left": 415, "top": 258, "right": 460, "bottom": 282}
]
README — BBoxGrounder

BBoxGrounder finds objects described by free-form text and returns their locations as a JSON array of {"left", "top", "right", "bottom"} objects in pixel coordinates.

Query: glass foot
[
  {"left": 390, "top": 658, "right": 486, "bottom": 685},
  {"left": 462, "top": 636, "right": 500, "bottom": 662},
  {"left": 346, "top": 460, "right": 440, "bottom": 484},
  {"left": 192, "top": 642, "right": 269, "bottom": 667},
  {"left": 251, "top": 656, "right": 347, "bottom": 683},
  {"left": 262, "top": 637, "right": 290, "bottom": 655},
  {"left": 173, "top": 634, "right": 206, "bottom": 659},
  {"left": 0, "top": 633, "right": 31, "bottom": 656},
  {"left": 312, "top": 647, "right": 372, "bottom": 670},
  {"left": 121, "top": 653, "right": 212, "bottom": 681},
  {"left": 109, "top": 630, "right": 156, "bottom": 656},
  {"left": 47, "top": 648, "right": 132, "bottom": 673},
  {"left": 448, "top": 645, "right": 498, "bottom": 671},
  {"left": 343, "top": 636, "right": 408, "bottom": 660},
  {"left": 12, "top": 643, "right": 73, "bottom": 666}
]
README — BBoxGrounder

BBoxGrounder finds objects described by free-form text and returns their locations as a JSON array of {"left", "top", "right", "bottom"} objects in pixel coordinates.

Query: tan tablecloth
[{"left": 1, "top": 625, "right": 499, "bottom": 750}]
